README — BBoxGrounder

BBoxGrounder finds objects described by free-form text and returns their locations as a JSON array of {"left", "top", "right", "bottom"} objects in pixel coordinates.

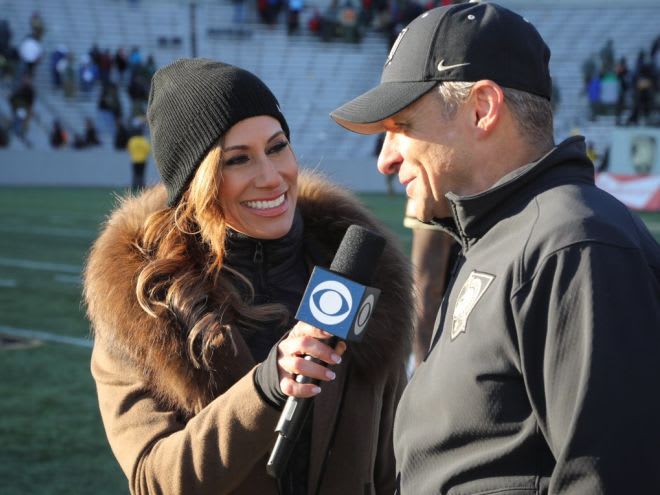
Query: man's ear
[{"left": 470, "top": 80, "right": 504, "bottom": 137}]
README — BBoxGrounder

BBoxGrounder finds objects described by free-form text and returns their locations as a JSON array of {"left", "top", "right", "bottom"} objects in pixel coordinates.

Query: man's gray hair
[{"left": 435, "top": 81, "right": 554, "bottom": 150}]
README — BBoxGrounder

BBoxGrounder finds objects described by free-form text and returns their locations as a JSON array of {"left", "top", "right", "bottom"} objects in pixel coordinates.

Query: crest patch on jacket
[{"left": 451, "top": 270, "right": 494, "bottom": 340}]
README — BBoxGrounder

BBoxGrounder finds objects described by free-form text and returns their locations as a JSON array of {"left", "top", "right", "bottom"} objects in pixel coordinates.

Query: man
[{"left": 331, "top": 2, "right": 660, "bottom": 493}]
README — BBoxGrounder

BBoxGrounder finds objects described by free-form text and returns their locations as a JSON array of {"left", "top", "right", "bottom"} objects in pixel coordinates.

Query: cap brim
[{"left": 330, "top": 80, "right": 438, "bottom": 134}]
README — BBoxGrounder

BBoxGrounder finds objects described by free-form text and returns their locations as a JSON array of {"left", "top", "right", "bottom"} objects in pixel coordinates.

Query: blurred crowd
[
  {"left": 0, "top": 11, "right": 153, "bottom": 150},
  {"left": 254, "top": 0, "right": 462, "bottom": 44},
  {"left": 582, "top": 36, "right": 659, "bottom": 126},
  {"left": 1, "top": 2, "right": 656, "bottom": 152},
  {"left": 0, "top": 1, "right": 466, "bottom": 149}
]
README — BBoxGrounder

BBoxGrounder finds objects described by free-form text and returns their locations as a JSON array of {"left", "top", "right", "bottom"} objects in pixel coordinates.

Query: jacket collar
[
  {"left": 433, "top": 136, "right": 593, "bottom": 251},
  {"left": 224, "top": 209, "right": 305, "bottom": 278}
]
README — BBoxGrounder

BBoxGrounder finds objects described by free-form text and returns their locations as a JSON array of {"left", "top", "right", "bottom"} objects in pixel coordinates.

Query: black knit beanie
[{"left": 147, "top": 58, "right": 290, "bottom": 206}]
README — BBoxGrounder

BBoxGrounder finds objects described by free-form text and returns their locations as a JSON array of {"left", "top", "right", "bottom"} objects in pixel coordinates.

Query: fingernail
[
  {"left": 312, "top": 386, "right": 321, "bottom": 394},
  {"left": 331, "top": 353, "right": 341, "bottom": 364},
  {"left": 326, "top": 370, "right": 336, "bottom": 380}
]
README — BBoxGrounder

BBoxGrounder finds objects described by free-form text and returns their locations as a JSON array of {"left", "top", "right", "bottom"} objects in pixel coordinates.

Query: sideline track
[
  {"left": 0, "top": 325, "right": 92, "bottom": 348},
  {"left": 0, "top": 257, "right": 81, "bottom": 274}
]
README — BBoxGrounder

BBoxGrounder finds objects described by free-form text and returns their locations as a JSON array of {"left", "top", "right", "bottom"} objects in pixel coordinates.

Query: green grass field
[{"left": 0, "top": 186, "right": 658, "bottom": 494}]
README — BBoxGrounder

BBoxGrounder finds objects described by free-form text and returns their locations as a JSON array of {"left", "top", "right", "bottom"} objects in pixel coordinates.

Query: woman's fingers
[
  {"left": 279, "top": 354, "right": 338, "bottom": 382},
  {"left": 288, "top": 321, "right": 334, "bottom": 340},
  {"left": 276, "top": 322, "right": 348, "bottom": 398},
  {"left": 279, "top": 377, "right": 322, "bottom": 398},
  {"left": 279, "top": 322, "right": 343, "bottom": 366}
]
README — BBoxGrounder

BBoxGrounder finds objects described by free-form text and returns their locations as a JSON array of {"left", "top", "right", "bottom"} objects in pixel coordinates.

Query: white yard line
[
  {"left": 0, "top": 225, "right": 97, "bottom": 238},
  {"left": 0, "top": 257, "right": 81, "bottom": 274},
  {"left": 54, "top": 274, "right": 81, "bottom": 285},
  {"left": 0, "top": 325, "right": 92, "bottom": 348},
  {"left": 645, "top": 221, "right": 660, "bottom": 233},
  {"left": 0, "top": 279, "right": 17, "bottom": 287}
]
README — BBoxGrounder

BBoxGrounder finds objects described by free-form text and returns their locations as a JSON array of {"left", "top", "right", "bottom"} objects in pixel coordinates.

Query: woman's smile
[{"left": 241, "top": 192, "right": 289, "bottom": 217}]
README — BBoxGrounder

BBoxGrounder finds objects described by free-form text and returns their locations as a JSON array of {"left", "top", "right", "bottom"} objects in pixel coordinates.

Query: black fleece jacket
[{"left": 394, "top": 137, "right": 660, "bottom": 494}]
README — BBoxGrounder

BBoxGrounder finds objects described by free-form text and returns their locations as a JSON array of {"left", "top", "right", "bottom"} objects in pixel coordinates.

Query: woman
[{"left": 83, "top": 58, "right": 412, "bottom": 494}]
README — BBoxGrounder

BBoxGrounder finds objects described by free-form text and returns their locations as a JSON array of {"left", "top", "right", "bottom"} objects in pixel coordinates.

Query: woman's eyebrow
[{"left": 223, "top": 131, "right": 285, "bottom": 152}]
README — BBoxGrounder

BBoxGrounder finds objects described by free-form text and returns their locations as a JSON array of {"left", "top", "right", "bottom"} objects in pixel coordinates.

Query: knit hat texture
[{"left": 147, "top": 58, "right": 290, "bottom": 206}]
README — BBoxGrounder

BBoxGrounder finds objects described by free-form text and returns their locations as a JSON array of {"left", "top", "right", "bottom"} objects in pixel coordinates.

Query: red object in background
[{"left": 596, "top": 173, "right": 660, "bottom": 211}]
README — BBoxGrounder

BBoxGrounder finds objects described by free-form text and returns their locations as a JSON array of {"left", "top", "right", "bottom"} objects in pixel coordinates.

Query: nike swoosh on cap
[{"left": 437, "top": 60, "right": 470, "bottom": 72}]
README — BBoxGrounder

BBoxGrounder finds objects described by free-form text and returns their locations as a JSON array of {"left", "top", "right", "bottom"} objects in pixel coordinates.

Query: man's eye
[{"left": 267, "top": 141, "right": 289, "bottom": 154}]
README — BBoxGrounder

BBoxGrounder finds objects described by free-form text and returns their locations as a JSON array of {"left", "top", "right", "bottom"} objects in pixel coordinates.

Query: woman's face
[{"left": 219, "top": 116, "right": 298, "bottom": 240}]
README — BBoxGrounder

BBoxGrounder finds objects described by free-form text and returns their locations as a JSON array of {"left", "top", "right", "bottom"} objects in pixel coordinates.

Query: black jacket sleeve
[{"left": 512, "top": 241, "right": 660, "bottom": 494}]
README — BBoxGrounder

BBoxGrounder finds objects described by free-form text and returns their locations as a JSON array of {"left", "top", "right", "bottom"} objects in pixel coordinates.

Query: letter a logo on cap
[{"left": 385, "top": 28, "right": 407, "bottom": 66}]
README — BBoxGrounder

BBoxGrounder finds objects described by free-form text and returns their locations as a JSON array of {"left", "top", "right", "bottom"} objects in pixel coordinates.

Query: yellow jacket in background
[{"left": 127, "top": 135, "right": 150, "bottom": 163}]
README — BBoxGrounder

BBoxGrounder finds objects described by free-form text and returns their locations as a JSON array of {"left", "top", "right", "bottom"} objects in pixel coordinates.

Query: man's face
[{"left": 377, "top": 90, "right": 473, "bottom": 222}]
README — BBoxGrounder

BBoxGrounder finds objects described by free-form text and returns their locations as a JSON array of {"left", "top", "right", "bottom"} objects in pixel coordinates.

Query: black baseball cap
[{"left": 330, "top": 2, "right": 551, "bottom": 134}]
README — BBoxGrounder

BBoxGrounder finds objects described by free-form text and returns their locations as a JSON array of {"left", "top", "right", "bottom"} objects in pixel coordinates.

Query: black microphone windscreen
[{"left": 329, "top": 225, "right": 386, "bottom": 286}]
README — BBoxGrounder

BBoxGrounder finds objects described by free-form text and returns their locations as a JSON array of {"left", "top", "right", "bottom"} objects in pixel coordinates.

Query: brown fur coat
[{"left": 84, "top": 171, "right": 413, "bottom": 419}]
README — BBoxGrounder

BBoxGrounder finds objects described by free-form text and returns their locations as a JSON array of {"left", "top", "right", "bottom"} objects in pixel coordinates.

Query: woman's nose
[{"left": 255, "top": 158, "right": 281, "bottom": 188}]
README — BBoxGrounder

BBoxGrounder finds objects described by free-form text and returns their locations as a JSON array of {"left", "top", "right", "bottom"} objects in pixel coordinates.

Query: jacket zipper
[{"left": 253, "top": 241, "right": 267, "bottom": 299}]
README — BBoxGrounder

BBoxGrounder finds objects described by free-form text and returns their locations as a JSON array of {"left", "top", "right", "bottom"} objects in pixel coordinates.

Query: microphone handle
[{"left": 266, "top": 336, "right": 339, "bottom": 479}]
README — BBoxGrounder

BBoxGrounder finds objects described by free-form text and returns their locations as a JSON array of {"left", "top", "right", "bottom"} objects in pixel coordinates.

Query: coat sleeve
[
  {"left": 91, "top": 341, "right": 280, "bottom": 495},
  {"left": 373, "top": 363, "right": 408, "bottom": 494},
  {"left": 511, "top": 242, "right": 660, "bottom": 494}
]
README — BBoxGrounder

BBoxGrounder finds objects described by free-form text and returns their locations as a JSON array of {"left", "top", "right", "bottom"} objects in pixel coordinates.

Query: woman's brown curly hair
[{"left": 135, "top": 146, "right": 289, "bottom": 370}]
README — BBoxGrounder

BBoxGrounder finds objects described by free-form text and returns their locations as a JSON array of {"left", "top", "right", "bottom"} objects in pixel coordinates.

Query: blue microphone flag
[{"left": 295, "top": 266, "right": 380, "bottom": 341}]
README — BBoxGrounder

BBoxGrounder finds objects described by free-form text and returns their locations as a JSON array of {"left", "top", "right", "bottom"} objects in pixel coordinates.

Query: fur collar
[{"left": 84, "top": 171, "right": 412, "bottom": 416}]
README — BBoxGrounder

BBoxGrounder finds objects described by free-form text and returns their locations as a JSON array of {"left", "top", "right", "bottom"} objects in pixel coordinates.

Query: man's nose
[{"left": 377, "top": 132, "right": 403, "bottom": 176}]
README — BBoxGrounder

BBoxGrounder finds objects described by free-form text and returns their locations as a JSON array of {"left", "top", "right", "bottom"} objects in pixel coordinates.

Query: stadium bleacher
[
  {"left": 0, "top": 0, "right": 658, "bottom": 166},
  {"left": 0, "top": 0, "right": 388, "bottom": 163}
]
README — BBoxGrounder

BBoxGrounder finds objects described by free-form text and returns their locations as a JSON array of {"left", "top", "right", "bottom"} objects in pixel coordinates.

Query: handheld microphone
[{"left": 266, "top": 224, "right": 386, "bottom": 479}]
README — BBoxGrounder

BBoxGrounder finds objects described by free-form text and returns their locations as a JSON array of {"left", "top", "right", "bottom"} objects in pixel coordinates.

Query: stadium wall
[{"left": 0, "top": 150, "right": 396, "bottom": 193}]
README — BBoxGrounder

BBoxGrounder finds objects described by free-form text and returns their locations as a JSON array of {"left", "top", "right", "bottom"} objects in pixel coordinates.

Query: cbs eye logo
[{"left": 309, "top": 281, "right": 353, "bottom": 325}]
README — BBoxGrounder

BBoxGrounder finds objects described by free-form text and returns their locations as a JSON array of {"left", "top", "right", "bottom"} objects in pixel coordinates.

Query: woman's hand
[{"left": 277, "top": 322, "right": 347, "bottom": 398}]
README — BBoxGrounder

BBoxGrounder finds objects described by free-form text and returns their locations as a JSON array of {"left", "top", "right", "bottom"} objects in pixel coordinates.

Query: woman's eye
[
  {"left": 224, "top": 154, "right": 249, "bottom": 166},
  {"left": 267, "top": 141, "right": 289, "bottom": 155}
]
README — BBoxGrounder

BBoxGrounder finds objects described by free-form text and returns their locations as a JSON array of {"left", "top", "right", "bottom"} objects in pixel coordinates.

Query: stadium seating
[{"left": 1, "top": 0, "right": 659, "bottom": 165}]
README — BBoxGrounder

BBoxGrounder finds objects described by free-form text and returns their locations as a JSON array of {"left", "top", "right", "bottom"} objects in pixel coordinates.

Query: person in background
[
  {"left": 72, "top": 117, "right": 101, "bottom": 149},
  {"left": 126, "top": 122, "right": 150, "bottom": 192},
  {"left": 49, "top": 119, "right": 68, "bottom": 148},
  {"left": 586, "top": 140, "right": 599, "bottom": 163},
  {"left": 331, "top": 3, "right": 660, "bottom": 493},
  {"left": 84, "top": 58, "right": 412, "bottom": 495},
  {"left": 114, "top": 117, "right": 130, "bottom": 150},
  {"left": 628, "top": 49, "right": 656, "bottom": 125},
  {"left": 615, "top": 56, "right": 629, "bottom": 125},
  {"left": 114, "top": 47, "right": 128, "bottom": 85},
  {"left": 29, "top": 11, "right": 45, "bottom": 41},
  {"left": 8, "top": 75, "right": 34, "bottom": 140},
  {"left": 83, "top": 117, "right": 100, "bottom": 146},
  {"left": 97, "top": 81, "right": 122, "bottom": 136},
  {"left": 0, "top": 115, "right": 10, "bottom": 148},
  {"left": 403, "top": 199, "right": 455, "bottom": 367}
]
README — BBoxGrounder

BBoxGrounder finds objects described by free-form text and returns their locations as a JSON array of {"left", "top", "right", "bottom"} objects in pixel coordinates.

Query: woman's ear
[{"left": 470, "top": 80, "right": 504, "bottom": 137}]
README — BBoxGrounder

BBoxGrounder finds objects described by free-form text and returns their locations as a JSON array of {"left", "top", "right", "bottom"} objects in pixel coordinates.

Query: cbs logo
[{"left": 309, "top": 281, "right": 353, "bottom": 325}]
